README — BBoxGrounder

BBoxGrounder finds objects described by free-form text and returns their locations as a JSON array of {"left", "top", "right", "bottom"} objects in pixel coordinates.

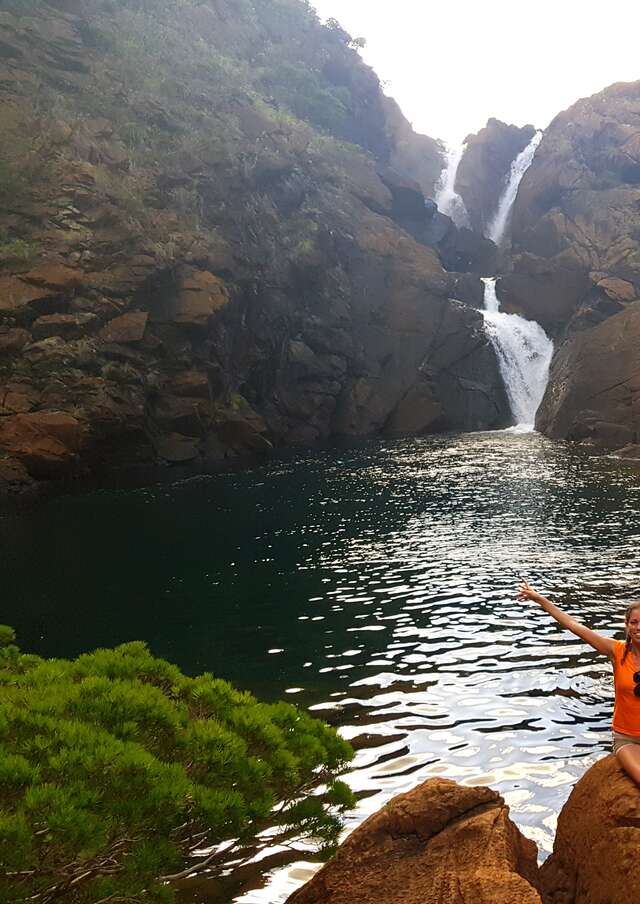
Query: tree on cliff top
[{"left": 0, "top": 626, "right": 355, "bottom": 903}]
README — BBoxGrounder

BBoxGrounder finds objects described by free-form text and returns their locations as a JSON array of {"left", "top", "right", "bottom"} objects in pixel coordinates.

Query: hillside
[{"left": 0, "top": 0, "right": 510, "bottom": 490}]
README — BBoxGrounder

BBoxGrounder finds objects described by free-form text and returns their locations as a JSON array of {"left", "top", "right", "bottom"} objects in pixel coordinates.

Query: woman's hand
[{"left": 517, "top": 581, "right": 546, "bottom": 604}]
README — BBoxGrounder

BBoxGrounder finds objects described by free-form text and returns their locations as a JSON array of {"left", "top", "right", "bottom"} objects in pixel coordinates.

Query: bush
[{"left": 0, "top": 629, "right": 355, "bottom": 903}]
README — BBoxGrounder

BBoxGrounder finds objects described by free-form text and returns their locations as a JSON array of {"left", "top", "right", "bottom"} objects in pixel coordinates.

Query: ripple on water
[{"left": 3, "top": 432, "right": 640, "bottom": 903}]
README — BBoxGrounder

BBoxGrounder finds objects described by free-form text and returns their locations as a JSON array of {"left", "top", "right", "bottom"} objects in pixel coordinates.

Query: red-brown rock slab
[
  {"left": 287, "top": 779, "right": 541, "bottom": 904},
  {"left": 21, "top": 263, "right": 84, "bottom": 291},
  {"left": 0, "top": 412, "right": 83, "bottom": 478},
  {"left": 99, "top": 311, "right": 148, "bottom": 344},
  {"left": 540, "top": 756, "right": 640, "bottom": 904},
  {"left": 174, "top": 269, "right": 229, "bottom": 327},
  {"left": 32, "top": 312, "right": 99, "bottom": 340},
  {"left": 0, "top": 276, "right": 53, "bottom": 312}
]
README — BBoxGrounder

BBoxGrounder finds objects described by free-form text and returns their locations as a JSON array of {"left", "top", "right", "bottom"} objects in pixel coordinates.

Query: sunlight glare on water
[{"left": 4, "top": 431, "right": 640, "bottom": 903}]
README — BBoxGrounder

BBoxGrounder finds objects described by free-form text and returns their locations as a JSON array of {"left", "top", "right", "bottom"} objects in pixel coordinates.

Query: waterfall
[
  {"left": 434, "top": 143, "right": 470, "bottom": 229},
  {"left": 486, "top": 130, "right": 543, "bottom": 246},
  {"left": 481, "top": 277, "right": 553, "bottom": 430}
]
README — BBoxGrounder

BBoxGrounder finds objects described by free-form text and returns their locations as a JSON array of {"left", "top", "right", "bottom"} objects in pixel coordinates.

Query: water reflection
[{"left": 3, "top": 431, "right": 640, "bottom": 902}]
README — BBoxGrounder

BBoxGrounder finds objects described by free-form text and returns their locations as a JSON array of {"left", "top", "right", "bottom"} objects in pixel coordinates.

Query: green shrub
[
  {"left": 0, "top": 237, "right": 37, "bottom": 267},
  {"left": 0, "top": 629, "right": 355, "bottom": 902}
]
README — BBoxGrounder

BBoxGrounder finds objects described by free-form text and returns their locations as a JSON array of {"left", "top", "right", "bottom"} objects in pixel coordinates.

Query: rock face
[
  {"left": 456, "top": 119, "right": 536, "bottom": 236},
  {"left": 0, "top": 0, "right": 511, "bottom": 491},
  {"left": 498, "top": 81, "right": 640, "bottom": 448},
  {"left": 536, "top": 300, "right": 640, "bottom": 447},
  {"left": 287, "top": 778, "right": 541, "bottom": 904},
  {"left": 381, "top": 95, "right": 445, "bottom": 200},
  {"left": 540, "top": 756, "right": 640, "bottom": 904}
]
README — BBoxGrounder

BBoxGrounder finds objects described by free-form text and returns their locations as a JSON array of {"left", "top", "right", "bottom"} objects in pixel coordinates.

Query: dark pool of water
[{"left": 3, "top": 431, "right": 640, "bottom": 900}]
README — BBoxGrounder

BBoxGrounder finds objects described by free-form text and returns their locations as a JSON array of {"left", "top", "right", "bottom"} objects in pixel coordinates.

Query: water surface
[{"left": 3, "top": 432, "right": 640, "bottom": 900}]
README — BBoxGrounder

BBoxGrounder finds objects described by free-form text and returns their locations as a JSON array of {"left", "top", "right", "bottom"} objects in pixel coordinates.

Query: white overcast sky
[{"left": 311, "top": 0, "right": 640, "bottom": 146}]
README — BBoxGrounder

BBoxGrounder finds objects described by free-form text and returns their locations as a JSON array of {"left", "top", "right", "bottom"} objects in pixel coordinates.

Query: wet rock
[
  {"left": 288, "top": 778, "right": 540, "bottom": 904},
  {"left": 437, "top": 224, "right": 498, "bottom": 275},
  {"left": 449, "top": 272, "right": 486, "bottom": 307},
  {"left": 153, "top": 432, "right": 200, "bottom": 463},
  {"left": 539, "top": 756, "right": 640, "bottom": 904},
  {"left": 384, "top": 377, "right": 443, "bottom": 435}
]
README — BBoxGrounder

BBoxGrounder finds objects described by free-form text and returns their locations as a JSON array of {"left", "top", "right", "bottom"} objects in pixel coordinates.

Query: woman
[{"left": 518, "top": 581, "right": 640, "bottom": 784}]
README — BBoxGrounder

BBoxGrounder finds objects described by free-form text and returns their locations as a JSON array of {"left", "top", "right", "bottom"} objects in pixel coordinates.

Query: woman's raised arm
[{"left": 518, "top": 581, "right": 616, "bottom": 659}]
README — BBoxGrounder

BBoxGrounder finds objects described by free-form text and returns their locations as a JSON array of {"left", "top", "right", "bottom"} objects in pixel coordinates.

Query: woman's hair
[{"left": 621, "top": 602, "right": 640, "bottom": 662}]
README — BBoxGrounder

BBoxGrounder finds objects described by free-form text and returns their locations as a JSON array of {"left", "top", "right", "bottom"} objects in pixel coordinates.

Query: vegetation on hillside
[
  {"left": 0, "top": 627, "right": 355, "bottom": 903},
  {"left": 0, "top": 0, "right": 386, "bottom": 266}
]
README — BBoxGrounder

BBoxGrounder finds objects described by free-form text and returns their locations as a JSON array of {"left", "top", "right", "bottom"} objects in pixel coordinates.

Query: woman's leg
[{"left": 616, "top": 743, "right": 640, "bottom": 784}]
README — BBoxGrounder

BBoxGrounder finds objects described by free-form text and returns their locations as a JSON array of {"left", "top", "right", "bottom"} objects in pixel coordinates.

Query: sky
[{"left": 310, "top": 0, "right": 640, "bottom": 146}]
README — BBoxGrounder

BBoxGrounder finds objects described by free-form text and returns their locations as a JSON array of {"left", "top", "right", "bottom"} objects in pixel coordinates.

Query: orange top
[{"left": 612, "top": 640, "right": 640, "bottom": 736}]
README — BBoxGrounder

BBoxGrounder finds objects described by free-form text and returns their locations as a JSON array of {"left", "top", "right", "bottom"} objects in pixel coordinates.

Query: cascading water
[
  {"left": 434, "top": 143, "right": 470, "bottom": 228},
  {"left": 486, "top": 130, "right": 543, "bottom": 246},
  {"left": 481, "top": 277, "right": 553, "bottom": 430}
]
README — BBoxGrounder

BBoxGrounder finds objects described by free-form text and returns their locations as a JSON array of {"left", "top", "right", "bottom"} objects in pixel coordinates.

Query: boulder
[
  {"left": 536, "top": 300, "right": 640, "bottom": 447},
  {"left": 539, "top": 756, "right": 640, "bottom": 904},
  {"left": 20, "top": 263, "right": 84, "bottom": 291},
  {"left": 99, "top": 312, "right": 148, "bottom": 344},
  {"left": 287, "top": 778, "right": 541, "bottom": 904},
  {"left": 0, "top": 411, "right": 83, "bottom": 478},
  {"left": 0, "top": 275, "right": 54, "bottom": 313},
  {"left": 174, "top": 269, "right": 229, "bottom": 328}
]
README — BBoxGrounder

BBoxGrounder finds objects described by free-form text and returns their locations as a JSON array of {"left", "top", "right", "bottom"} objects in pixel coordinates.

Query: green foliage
[
  {"left": 0, "top": 633, "right": 354, "bottom": 903},
  {"left": 260, "top": 61, "right": 352, "bottom": 133},
  {"left": 0, "top": 236, "right": 37, "bottom": 268}
]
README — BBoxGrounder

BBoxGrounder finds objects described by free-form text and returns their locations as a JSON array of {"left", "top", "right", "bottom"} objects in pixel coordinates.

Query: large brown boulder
[
  {"left": 456, "top": 118, "right": 536, "bottom": 235},
  {"left": 0, "top": 411, "right": 83, "bottom": 478},
  {"left": 536, "top": 300, "right": 640, "bottom": 448},
  {"left": 287, "top": 778, "right": 541, "bottom": 904},
  {"left": 540, "top": 756, "right": 640, "bottom": 904}
]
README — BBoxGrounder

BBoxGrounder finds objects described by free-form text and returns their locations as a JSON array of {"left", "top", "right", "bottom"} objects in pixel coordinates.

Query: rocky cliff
[
  {"left": 456, "top": 118, "right": 536, "bottom": 236},
  {"left": 288, "top": 756, "right": 640, "bottom": 904},
  {"left": 496, "top": 82, "right": 640, "bottom": 449},
  {"left": 0, "top": 0, "right": 510, "bottom": 492}
]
